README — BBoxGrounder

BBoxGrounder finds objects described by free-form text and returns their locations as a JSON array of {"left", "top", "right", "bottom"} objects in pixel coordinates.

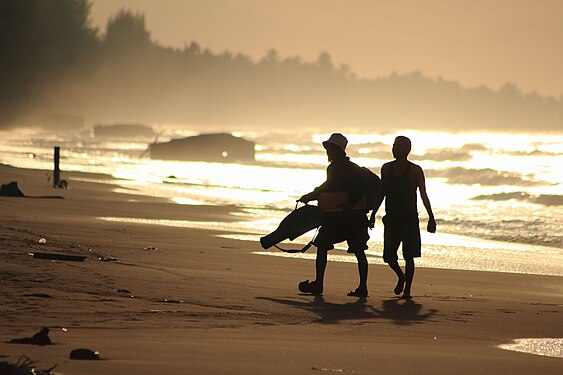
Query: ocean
[{"left": 1, "top": 125, "right": 562, "bottom": 276}]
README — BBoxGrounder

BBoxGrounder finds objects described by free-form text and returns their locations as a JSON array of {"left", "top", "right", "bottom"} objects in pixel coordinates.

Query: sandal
[
  {"left": 347, "top": 288, "right": 368, "bottom": 298},
  {"left": 298, "top": 280, "right": 323, "bottom": 295}
]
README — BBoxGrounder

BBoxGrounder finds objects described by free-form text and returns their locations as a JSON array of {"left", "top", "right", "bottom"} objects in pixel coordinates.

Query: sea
[{"left": 1, "top": 125, "right": 562, "bottom": 277}]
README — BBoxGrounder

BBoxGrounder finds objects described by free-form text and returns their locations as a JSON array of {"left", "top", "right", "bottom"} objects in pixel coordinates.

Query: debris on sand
[
  {"left": 0, "top": 355, "right": 57, "bottom": 375},
  {"left": 69, "top": 348, "right": 100, "bottom": 360},
  {"left": 0, "top": 181, "right": 24, "bottom": 197},
  {"left": 9, "top": 328, "right": 52, "bottom": 346},
  {"left": 25, "top": 293, "right": 54, "bottom": 299},
  {"left": 0, "top": 181, "right": 64, "bottom": 198},
  {"left": 31, "top": 252, "right": 86, "bottom": 262},
  {"left": 98, "top": 256, "right": 118, "bottom": 262}
]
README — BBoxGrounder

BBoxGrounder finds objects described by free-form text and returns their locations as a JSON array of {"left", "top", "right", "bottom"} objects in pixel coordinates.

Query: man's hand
[
  {"left": 427, "top": 217, "right": 436, "bottom": 233},
  {"left": 368, "top": 216, "right": 376, "bottom": 229},
  {"left": 297, "top": 192, "right": 314, "bottom": 204}
]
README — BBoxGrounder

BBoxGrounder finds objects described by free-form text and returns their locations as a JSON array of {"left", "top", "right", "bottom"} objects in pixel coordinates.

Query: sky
[{"left": 89, "top": 0, "right": 563, "bottom": 99}]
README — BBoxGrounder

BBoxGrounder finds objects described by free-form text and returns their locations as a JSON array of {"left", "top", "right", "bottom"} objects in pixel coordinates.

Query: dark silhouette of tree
[
  {"left": 0, "top": 3, "right": 561, "bottom": 132},
  {"left": 103, "top": 10, "right": 151, "bottom": 56},
  {"left": 316, "top": 51, "right": 334, "bottom": 72},
  {"left": 0, "top": 0, "right": 98, "bottom": 126}
]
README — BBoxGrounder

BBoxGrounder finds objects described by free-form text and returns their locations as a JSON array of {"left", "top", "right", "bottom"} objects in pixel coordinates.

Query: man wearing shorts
[
  {"left": 298, "top": 133, "right": 370, "bottom": 297},
  {"left": 376, "top": 136, "right": 436, "bottom": 299}
]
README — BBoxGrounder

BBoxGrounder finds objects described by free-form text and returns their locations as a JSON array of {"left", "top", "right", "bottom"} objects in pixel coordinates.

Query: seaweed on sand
[{"left": 0, "top": 355, "right": 57, "bottom": 375}]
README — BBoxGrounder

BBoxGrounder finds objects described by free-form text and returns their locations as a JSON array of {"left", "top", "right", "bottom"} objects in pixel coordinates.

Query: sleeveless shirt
[{"left": 384, "top": 161, "right": 418, "bottom": 220}]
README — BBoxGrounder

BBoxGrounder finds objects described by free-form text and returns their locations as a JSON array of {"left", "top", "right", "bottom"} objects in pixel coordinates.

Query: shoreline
[{"left": 1, "top": 164, "right": 562, "bottom": 374}]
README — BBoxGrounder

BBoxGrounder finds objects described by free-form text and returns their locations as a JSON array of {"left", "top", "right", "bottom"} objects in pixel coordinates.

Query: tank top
[{"left": 384, "top": 161, "right": 418, "bottom": 220}]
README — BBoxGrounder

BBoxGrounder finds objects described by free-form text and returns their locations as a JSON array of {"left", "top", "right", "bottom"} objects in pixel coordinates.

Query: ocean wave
[
  {"left": 426, "top": 167, "right": 548, "bottom": 186},
  {"left": 439, "top": 218, "right": 562, "bottom": 249},
  {"left": 461, "top": 143, "right": 488, "bottom": 151},
  {"left": 505, "top": 149, "right": 561, "bottom": 156},
  {"left": 471, "top": 192, "right": 563, "bottom": 206},
  {"left": 412, "top": 148, "right": 473, "bottom": 162},
  {"left": 351, "top": 142, "right": 484, "bottom": 162},
  {"left": 162, "top": 178, "right": 280, "bottom": 193}
]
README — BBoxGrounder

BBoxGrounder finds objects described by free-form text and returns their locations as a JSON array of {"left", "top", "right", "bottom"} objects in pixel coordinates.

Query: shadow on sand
[{"left": 257, "top": 296, "right": 438, "bottom": 325}]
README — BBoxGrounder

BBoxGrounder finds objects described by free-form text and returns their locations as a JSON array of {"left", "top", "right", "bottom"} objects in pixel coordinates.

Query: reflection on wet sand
[{"left": 498, "top": 338, "right": 563, "bottom": 358}]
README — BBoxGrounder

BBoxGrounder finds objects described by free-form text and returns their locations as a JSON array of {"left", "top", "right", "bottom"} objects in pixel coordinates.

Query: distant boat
[
  {"left": 149, "top": 133, "right": 255, "bottom": 162},
  {"left": 94, "top": 124, "right": 154, "bottom": 138}
]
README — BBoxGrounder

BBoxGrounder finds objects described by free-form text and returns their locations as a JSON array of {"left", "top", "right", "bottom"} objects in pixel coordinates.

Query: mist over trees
[{"left": 1, "top": 0, "right": 561, "bottom": 132}]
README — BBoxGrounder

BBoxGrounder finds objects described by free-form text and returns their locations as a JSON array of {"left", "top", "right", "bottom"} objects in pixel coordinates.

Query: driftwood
[{"left": 31, "top": 252, "right": 86, "bottom": 262}]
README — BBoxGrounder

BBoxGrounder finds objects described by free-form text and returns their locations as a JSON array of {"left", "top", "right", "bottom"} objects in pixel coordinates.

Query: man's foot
[
  {"left": 394, "top": 275, "right": 405, "bottom": 295},
  {"left": 298, "top": 280, "right": 323, "bottom": 295},
  {"left": 401, "top": 291, "right": 412, "bottom": 299},
  {"left": 347, "top": 287, "right": 368, "bottom": 298}
]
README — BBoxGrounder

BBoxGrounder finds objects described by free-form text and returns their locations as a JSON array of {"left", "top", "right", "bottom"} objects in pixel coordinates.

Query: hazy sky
[{"left": 90, "top": 0, "right": 563, "bottom": 98}]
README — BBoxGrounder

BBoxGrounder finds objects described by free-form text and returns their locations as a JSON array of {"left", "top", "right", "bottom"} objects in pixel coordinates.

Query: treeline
[{"left": 1, "top": 0, "right": 561, "bottom": 132}]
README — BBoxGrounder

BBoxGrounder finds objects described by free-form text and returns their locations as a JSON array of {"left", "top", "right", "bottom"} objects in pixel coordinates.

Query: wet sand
[{"left": 0, "top": 163, "right": 561, "bottom": 374}]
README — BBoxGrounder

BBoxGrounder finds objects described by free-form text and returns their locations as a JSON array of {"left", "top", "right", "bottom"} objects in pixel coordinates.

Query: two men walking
[{"left": 298, "top": 133, "right": 436, "bottom": 299}]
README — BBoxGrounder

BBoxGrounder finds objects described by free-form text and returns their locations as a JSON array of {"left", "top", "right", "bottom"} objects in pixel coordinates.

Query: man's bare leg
[
  {"left": 403, "top": 258, "right": 415, "bottom": 299},
  {"left": 315, "top": 247, "right": 328, "bottom": 288},
  {"left": 353, "top": 250, "right": 368, "bottom": 294},
  {"left": 388, "top": 260, "right": 405, "bottom": 295}
]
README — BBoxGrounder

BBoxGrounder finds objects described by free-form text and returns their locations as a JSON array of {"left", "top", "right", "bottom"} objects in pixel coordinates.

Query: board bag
[{"left": 259, "top": 204, "right": 322, "bottom": 252}]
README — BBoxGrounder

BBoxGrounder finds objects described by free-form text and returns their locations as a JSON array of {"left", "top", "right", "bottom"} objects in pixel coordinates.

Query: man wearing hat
[{"left": 297, "top": 133, "right": 370, "bottom": 297}]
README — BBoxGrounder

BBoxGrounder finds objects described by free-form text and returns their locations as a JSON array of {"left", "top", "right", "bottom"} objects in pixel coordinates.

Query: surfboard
[{"left": 259, "top": 204, "right": 322, "bottom": 249}]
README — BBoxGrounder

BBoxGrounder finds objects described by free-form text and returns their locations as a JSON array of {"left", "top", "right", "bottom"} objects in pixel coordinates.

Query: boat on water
[
  {"left": 94, "top": 124, "right": 155, "bottom": 138},
  {"left": 149, "top": 133, "right": 255, "bottom": 162}
]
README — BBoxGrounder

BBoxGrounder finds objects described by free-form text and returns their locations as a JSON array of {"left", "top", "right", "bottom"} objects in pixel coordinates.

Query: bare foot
[{"left": 394, "top": 275, "right": 405, "bottom": 295}]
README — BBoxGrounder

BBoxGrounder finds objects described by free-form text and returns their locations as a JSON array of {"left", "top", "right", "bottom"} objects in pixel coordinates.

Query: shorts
[
  {"left": 313, "top": 214, "right": 369, "bottom": 254},
  {"left": 382, "top": 215, "right": 421, "bottom": 262}
]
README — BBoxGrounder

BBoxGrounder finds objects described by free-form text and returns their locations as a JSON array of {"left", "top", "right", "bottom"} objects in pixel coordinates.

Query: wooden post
[{"left": 53, "top": 146, "right": 60, "bottom": 188}]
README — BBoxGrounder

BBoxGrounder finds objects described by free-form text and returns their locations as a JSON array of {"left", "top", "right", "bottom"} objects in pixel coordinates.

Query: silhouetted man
[
  {"left": 298, "top": 133, "right": 370, "bottom": 297},
  {"left": 374, "top": 136, "right": 436, "bottom": 299}
]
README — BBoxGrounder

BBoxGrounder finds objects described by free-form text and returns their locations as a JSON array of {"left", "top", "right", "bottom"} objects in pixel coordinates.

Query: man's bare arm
[
  {"left": 368, "top": 163, "right": 388, "bottom": 228},
  {"left": 372, "top": 163, "right": 389, "bottom": 212},
  {"left": 416, "top": 166, "right": 436, "bottom": 233}
]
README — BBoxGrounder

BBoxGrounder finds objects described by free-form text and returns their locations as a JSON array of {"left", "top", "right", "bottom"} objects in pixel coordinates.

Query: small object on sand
[
  {"left": 9, "top": 327, "right": 53, "bottom": 346},
  {"left": 31, "top": 252, "right": 86, "bottom": 262},
  {"left": 69, "top": 348, "right": 100, "bottom": 360},
  {"left": 162, "top": 299, "right": 183, "bottom": 303},
  {"left": 38, "top": 238, "right": 47, "bottom": 244},
  {"left": 56, "top": 179, "right": 69, "bottom": 189},
  {"left": 311, "top": 366, "right": 343, "bottom": 372},
  {"left": 26, "top": 293, "right": 54, "bottom": 299},
  {"left": 98, "top": 256, "right": 117, "bottom": 262},
  {"left": 144, "top": 246, "right": 158, "bottom": 251}
]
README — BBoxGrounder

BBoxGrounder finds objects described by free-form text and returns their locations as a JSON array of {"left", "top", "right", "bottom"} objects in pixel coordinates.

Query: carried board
[{"left": 259, "top": 204, "right": 322, "bottom": 249}]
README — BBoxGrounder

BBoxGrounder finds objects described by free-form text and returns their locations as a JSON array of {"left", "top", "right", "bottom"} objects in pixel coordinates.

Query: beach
[{"left": 1, "top": 163, "right": 561, "bottom": 374}]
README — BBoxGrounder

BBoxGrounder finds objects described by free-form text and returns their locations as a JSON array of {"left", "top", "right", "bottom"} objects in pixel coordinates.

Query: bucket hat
[{"left": 322, "top": 133, "right": 348, "bottom": 152}]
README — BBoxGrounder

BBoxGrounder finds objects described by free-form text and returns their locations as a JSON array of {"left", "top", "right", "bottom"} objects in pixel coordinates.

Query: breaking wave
[
  {"left": 440, "top": 218, "right": 562, "bottom": 249},
  {"left": 412, "top": 148, "right": 473, "bottom": 162},
  {"left": 426, "top": 167, "right": 549, "bottom": 186},
  {"left": 471, "top": 192, "right": 563, "bottom": 206}
]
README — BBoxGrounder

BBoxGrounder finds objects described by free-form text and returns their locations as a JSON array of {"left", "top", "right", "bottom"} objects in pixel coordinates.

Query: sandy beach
[{"left": 1, "top": 163, "right": 561, "bottom": 374}]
